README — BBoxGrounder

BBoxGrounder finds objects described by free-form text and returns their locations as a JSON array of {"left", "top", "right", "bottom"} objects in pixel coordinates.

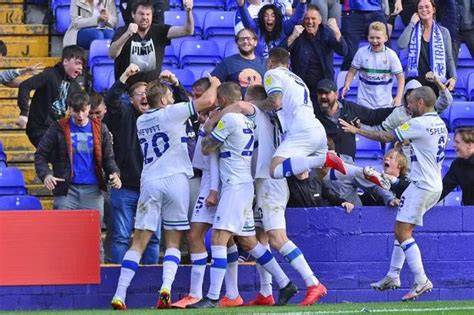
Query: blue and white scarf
[{"left": 407, "top": 21, "right": 446, "bottom": 82}]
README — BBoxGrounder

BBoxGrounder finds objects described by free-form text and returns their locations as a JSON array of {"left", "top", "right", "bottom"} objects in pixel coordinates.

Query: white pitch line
[{"left": 247, "top": 306, "right": 474, "bottom": 315}]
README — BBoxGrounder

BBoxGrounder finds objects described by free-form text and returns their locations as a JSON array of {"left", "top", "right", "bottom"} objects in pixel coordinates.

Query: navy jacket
[{"left": 285, "top": 24, "right": 348, "bottom": 88}]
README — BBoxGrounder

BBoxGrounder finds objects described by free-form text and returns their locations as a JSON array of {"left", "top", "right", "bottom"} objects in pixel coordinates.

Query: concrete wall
[{"left": 1, "top": 206, "right": 473, "bottom": 310}]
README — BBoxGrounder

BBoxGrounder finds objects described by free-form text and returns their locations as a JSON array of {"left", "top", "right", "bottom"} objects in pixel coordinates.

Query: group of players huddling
[{"left": 110, "top": 47, "right": 448, "bottom": 309}]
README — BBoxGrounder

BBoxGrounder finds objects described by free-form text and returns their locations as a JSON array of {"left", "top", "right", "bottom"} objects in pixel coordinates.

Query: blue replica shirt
[
  {"left": 70, "top": 119, "right": 98, "bottom": 185},
  {"left": 341, "top": 0, "right": 381, "bottom": 11},
  {"left": 211, "top": 54, "right": 267, "bottom": 95}
]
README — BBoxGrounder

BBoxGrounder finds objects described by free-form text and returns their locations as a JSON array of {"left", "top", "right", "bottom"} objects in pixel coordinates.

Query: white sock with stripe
[
  {"left": 189, "top": 252, "right": 207, "bottom": 299},
  {"left": 280, "top": 241, "right": 318, "bottom": 287},
  {"left": 207, "top": 245, "right": 227, "bottom": 300},
  {"left": 161, "top": 247, "right": 181, "bottom": 292},
  {"left": 401, "top": 238, "right": 428, "bottom": 284},
  {"left": 249, "top": 242, "right": 289, "bottom": 289},
  {"left": 114, "top": 250, "right": 141, "bottom": 301}
]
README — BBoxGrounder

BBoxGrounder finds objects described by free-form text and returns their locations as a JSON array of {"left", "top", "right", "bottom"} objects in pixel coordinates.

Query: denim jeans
[
  {"left": 110, "top": 187, "right": 161, "bottom": 264},
  {"left": 77, "top": 27, "right": 114, "bottom": 50},
  {"left": 341, "top": 10, "right": 387, "bottom": 70}
]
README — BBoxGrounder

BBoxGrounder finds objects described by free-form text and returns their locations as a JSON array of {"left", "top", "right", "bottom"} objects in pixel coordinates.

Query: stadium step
[
  {"left": 4, "top": 149, "right": 34, "bottom": 163},
  {"left": 0, "top": 0, "right": 24, "bottom": 3},
  {"left": 28, "top": 183, "right": 52, "bottom": 197},
  {"left": 0, "top": 24, "right": 49, "bottom": 57},
  {"left": 40, "top": 197, "right": 53, "bottom": 210},
  {"left": 16, "top": 164, "right": 42, "bottom": 185},
  {"left": 0, "top": 131, "right": 34, "bottom": 151},
  {"left": 0, "top": 57, "right": 59, "bottom": 69},
  {"left": 0, "top": 99, "right": 20, "bottom": 120},
  {"left": 0, "top": 3, "right": 23, "bottom": 24},
  {"left": 0, "top": 87, "right": 18, "bottom": 99}
]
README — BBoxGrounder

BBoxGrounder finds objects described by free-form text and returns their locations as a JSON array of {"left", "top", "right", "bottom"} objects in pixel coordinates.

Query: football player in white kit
[
  {"left": 258, "top": 47, "right": 347, "bottom": 180},
  {"left": 242, "top": 85, "right": 329, "bottom": 306},
  {"left": 173, "top": 83, "right": 247, "bottom": 309},
  {"left": 340, "top": 86, "right": 448, "bottom": 301},
  {"left": 111, "top": 76, "right": 220, "bottom": 310},
  {"left": 188, "top": 82, "right": 297, "bottom": 309}
]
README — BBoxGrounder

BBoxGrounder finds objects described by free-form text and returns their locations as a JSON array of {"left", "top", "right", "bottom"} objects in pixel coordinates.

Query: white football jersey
[
  {"left": 252, "top": 105, "right": 278, "bottom": 179},
  {"left": 264, "top": 67, "right": 322, "bottom": 133},
  {"left": 211, "top": 112, "right": 255, "bottom": 185},
  {"left": 137, "top": 101, "right": 196, "bottom": 184},
  {"left": 393, "top": 112, "right": 448, "bottom": 191}
]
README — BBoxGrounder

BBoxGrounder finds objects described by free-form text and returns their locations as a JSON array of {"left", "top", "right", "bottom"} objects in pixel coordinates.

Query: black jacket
[
  {"left": 104, "top": 80, "right": 189, "bottom": 188},
  {"left": 18, "top": 63, "right": 81, "bottom": 140},
  {"left": 439, "top": 155, "right": 474, "bottom": 205},
  {"left": 35, "top": 118, "right": 119, "bottom": 196},
  {"left": 287, "top": 173, "right": 346, "bottom": 208},
  {"left": 316, "top": 100, "right": 394, "bottom": 159}
]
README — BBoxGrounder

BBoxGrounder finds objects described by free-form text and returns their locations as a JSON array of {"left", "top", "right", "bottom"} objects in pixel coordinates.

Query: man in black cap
[{"left": 315, "top": 78, "right": 394, "bottom": 160}]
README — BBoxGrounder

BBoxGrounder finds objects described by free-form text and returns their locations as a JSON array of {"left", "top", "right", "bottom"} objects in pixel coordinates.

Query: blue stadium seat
[
  {"left": 224, "top": 39, "right": 238, "bottom": 57},
  {"left": 92, "top": 64, "right": 114, "bottom": 93},
  {"left": 449, "top": 101, "right": 474, "bottom": 130},
  {"left": 194, "top": 0, "right": 225, "bottom": 11},
  {"left": 452, "top": 68, "right": 473, "bottom": 101},
  {"left": 169, "top": 0, "right": 183, "bottom": 10},
  {"left": 54, "top": 5, "right": 71, "bottom": 34},
  {"left": 391, "top": 15, "right": 405, "bottom": 39},
  {"left": 165, "top": 10, "right": 202, "bottom": 36},
  {"left": 163, "top": 45, "right": 179, "bottom": 68},
  {"left": 0, "top": 140, "right": 6, "bottom": 168},
  {"left": 116, "top": 11, "right": 125, "bottom": 29},
  {"left": 457, "top": 43, "right": 474, "bottom": 68},
  {"left": 444, "top": 132, "right": 456, "bottom": 161},
  {"left": 443, "top": 190, "right": 462, "bottom": 206},
  {"left": 355, "top": 136, "right": 384, "bottom": 159},
  {"left": 0, "top": 167, "right": 27, "bottom": 196},
  {"left": 172, "top": 68, "right": 195, "bottom": 91},
  {"left": 441, "top": 164, "right": 450, "bottom": 178},
  {"left": 89, "top": 39, "right": 113, "bottom": 69},
  {"left": 439, "top": 105, "right": 450, "bottom": 128},
  {"left": 336, "top": 71, "right": 358, "bottom": 101},
  {"left": 225, "top": 0, "right": 238, "bottom": 11},
  {"left": 170, "top": 35, "right": 201, "bottom": 57},
  {"left": 203, "top": 11, "right": 235, "bottom": 38},
  {"left": 0, "top": 195, "right": 42, "bottom": 211},
  {"left": 467, "top": 72, "right": 474, "bottom": 101},
  {"left": 179, "top": 40, "right": 222, "bottom": 79},
  {"left": 210, "top": 36, "right": 235, "bottom": 58}
]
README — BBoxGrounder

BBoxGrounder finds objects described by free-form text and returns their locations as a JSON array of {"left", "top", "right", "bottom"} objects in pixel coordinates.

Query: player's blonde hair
[
  {"left": 146, "top": 80, "right": 170, "bottom": 108},
  {"left": 384, "top": 147, "right": 408, "bottom": 177},
  {"left": 368, "top": 21, "right": 387, "bottom": 35}
]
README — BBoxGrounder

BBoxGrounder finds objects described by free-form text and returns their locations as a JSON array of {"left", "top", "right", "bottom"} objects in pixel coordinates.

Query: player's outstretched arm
[{"left": 339, "top": 118, "right": 396, "bottom": 143}]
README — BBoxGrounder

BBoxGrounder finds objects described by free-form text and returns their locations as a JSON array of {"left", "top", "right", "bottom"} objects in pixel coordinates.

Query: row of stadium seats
[{"left": 0, "top": 153, "right": 42, "bottom": 210}]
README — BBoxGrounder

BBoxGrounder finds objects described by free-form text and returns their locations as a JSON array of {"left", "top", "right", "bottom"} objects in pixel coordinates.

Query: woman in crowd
[
  {"left": 397, "top": 0, "right": 457, "bottom": 94},
  {"left": 237, "top": 0, "right": 306, "bottom": 57},
  {"left": 439, "top": 128, "right": 474, "bottom": 206},
  {"left": 63, "top": 0, "right": 118, "bottom": 49}
]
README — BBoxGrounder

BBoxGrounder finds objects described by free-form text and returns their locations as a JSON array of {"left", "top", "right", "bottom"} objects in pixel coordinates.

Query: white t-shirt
[
  {"left": 137, "top": 101, "right": 196, "bottom": 184},
  {"left": 393, "top": 112, "right": 448, "bottom": 191},
  {"left": 351, "top": 45, "right": 403, "bottom": 109},
  {"left": 211, "top": 112, "right": 255, "bottom": 185},
  {"left": 264, "top": 67, "right": 322, "bottom": 133}
]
